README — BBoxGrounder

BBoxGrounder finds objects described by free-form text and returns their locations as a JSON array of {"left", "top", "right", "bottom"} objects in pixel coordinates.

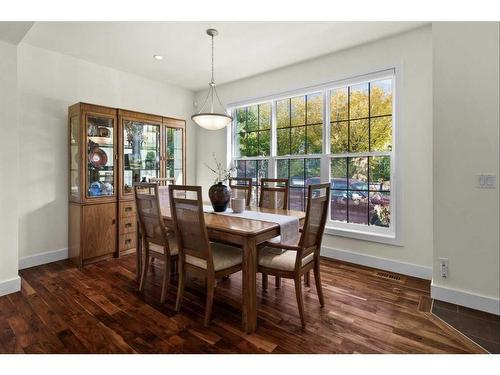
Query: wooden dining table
[{"left": 135, "top": 203, "right": 305, "bottom": 333}]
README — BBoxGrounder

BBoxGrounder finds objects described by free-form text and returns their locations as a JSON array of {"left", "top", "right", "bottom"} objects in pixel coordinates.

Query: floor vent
[{"left": 375, "top": 271, "right": 402, "bottom": 281}]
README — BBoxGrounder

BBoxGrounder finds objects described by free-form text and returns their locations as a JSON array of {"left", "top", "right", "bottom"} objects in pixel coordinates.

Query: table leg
[
  {"left": 136, "top": 221, "right": 142, "bottom": 283},
  {"left": 242, "top": 237, "right": 257, "bottom": 333}
]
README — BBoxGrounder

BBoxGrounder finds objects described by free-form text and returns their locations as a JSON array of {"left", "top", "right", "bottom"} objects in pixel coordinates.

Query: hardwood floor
[{"left": 0, "top": 255, "right": 487, "bottom": 354}]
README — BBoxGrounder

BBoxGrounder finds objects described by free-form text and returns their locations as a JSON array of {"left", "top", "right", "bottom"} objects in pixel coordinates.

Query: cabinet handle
[
  {"left": 125, "top": 223, "right": 132, "bottom": 228},
  {"left": 125, "top": 207, "right": 132, "bottom": 212},
  {"left": 112, "top": 219, "right": 116, "bottom": 224},
  {"left": 125, "top": 239, "right": 131, "bottom": 244}
]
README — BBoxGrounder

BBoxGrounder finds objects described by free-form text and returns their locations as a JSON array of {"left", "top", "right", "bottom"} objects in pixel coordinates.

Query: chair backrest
[
  {"left": 259, "top": 178, "right": 289, "bottom": 210},
  {"left": 298, "top": 183, "right": 331, "bottom": 262},
  {"left": 229, "top": 177, "right": 253, "bottom": 206},
  {"left": 134, "top": 182, "right": 170, "bottom": 248},
  {"left": 168, "top": 185, "right": 213, "bottom": 267},
  {"left": 149, "top": 177, "right": 174, "bottom": 186}
]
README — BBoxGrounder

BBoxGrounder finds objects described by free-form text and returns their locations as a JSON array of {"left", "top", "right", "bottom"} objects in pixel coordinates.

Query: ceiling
[{"left": 17, "top": 22, "right": 426, "bottom": 91}]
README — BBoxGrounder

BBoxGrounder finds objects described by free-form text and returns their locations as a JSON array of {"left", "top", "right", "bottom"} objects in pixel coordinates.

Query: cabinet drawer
[
  {"left": 120, "top": 201, "right": 136, "bottom": 217},
  {"left": 119, "top": 233, "right": 136, "bottom": 251},
  {"left": 119, "top": 216, "right": 136, "bottom": 234}
]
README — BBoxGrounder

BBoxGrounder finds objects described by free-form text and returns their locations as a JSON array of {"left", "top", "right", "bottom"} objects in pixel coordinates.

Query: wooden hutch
[{"left": 68, "top": 103, "right": 186, "bottom": 266}]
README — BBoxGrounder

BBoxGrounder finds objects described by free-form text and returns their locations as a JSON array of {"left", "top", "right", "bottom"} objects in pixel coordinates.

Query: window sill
[{"left": 324, "top": 225, "right": 402, "bottom": 246}]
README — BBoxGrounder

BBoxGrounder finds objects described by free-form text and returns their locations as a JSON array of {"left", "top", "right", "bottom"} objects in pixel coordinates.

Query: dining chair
[
  {"left": 228, "top": 177, "right": 253, "bottom": 206},
  {"left": 259, "top": 178, "right": 289, "bottom": 210},
  {"left": 134, "top": 182, "right": 178, "bottom": 304},
  {"left": 168, "top": 185, "right": 243, "bottom": 327},
  {"left": 259, "top": 178, "right": 290, "bottom": 287},
  {"left": 258, "top": 183, "right": 330, "bottom": 328}
]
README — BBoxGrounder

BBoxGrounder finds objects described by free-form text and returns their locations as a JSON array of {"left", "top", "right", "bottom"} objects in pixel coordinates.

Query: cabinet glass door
[
  {"left": 86, "top": 115, "right": 115, "bottom": 198},
  {"left": 70, "top": 116, "right": 80, "bottom": 199},
  {"left": 123, "top": 120, "right": 160, "bottom": 194},
  {"left": 165, "top": 127, "right": 184, "bottom": 184}
]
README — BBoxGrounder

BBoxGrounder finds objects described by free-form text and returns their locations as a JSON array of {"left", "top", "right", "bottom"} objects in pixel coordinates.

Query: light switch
[{"left": 477, "top": 174, "right": 496, "bottom": 189}]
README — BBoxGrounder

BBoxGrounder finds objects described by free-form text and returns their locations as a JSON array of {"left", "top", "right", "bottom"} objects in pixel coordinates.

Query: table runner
[{"left": 203, "top": 205, "right": 299, "bottom": 246}]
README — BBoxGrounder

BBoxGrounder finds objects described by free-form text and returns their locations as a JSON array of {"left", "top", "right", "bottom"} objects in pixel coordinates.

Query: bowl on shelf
[{"left": 88, "top": 147, "right": 108, "bottom": 168}]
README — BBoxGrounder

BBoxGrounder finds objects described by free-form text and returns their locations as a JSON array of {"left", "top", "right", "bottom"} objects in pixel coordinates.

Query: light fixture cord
[{"left": 211, "top": 33, "right": 215, "bottom": 83}]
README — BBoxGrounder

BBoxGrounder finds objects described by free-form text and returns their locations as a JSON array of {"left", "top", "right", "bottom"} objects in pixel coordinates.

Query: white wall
[
  {"left": 432, "top": 22, "right": 499, "bottom": 314},
  {"left": 195, "top": 26, "right": 434, "bottom": 276},
  {"left": 0, "top": 40, "right": 20, "bottom": 295},
  {"left": 17, "top": 43, "right": 197, "bottom": 260}
]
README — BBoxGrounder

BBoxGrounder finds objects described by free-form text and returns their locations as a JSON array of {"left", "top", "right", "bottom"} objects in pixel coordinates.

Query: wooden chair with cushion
[
  {"left": 168, "top": 185, "right": 243, "bottom": 327},
  {"left": 259, "top": 178, "right": 290, "bottom": 287},
  {"left": 228, "top": 177, "right": 253, "bottom": 206},
  {"left": 258, "top": 183, "right": 330, "bottom": 328},
  {"left": 259, "top": 178, "right": 289, "bottom": 209},
  {"left": 134, "top": 182, "right": 178, "bottom": 304}
]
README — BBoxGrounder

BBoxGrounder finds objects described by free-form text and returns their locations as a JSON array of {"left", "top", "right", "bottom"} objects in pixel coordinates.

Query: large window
[
  {"left": 329, "top": 79, "right": 393, "bottom": 228},
  {"left": 231, "top": 70, "right": 396, "bottom": 240}
]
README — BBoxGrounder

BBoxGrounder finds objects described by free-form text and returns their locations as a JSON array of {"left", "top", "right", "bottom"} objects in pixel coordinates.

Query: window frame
[{"left": 228, "top": 68, "right": 401, "bottom": 245}]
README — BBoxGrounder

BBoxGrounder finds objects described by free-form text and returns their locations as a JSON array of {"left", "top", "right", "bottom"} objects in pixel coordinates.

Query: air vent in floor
[{"left": 374, "top": 271, "right": 403, "bottom": 282}]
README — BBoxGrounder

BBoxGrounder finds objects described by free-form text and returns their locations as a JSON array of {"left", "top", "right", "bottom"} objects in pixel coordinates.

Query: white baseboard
[
  {"left": 431, "top": 282, "right": 500, "bottom": 316},
  {"left": 19, "top": 248, "right": 68, "bottom": 270},
  {"left": 0, "top": 276, "right": 21, "bottom": 297},
  {"left": 321, "top": 245, "right": 433, "bottom": 280}
]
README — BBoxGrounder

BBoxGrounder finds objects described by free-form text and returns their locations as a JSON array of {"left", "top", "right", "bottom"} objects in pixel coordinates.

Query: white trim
[
  {"left": 0, "top": 276, "right": 21, "bottom": 297},
  {"left": 321, "top": 245, "right": 432, "bottom": 280},
  {"left": 226, "top": 68, "right": 395, "bottom": 109},
  {"left": 324, "top": 225, "right": 402, "bottom": 246},
  {"left": 19, "top": 248, "right": 68, "bottom": 270},
  {"left": 431, "top": 282, "right": 500, "bottom": 316}
]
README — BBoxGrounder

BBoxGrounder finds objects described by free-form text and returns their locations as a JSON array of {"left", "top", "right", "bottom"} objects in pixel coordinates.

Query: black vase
[{"left": 208, "top": 182, "right": 231, "bottom": 212}]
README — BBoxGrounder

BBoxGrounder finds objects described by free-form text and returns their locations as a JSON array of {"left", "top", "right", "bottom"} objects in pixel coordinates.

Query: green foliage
[
  {"left": 276, "top": 93, "right": 323, "bottom": 155},
  {"left": 330, "top": 79, "right": 393, "bottom": 153},
  {"left": 237, "top": 104, "right": 271, "bottom": 157}
]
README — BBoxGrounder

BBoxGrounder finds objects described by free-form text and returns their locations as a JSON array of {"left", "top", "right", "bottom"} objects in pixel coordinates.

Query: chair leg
[
  {"left": 262, "top": 273, "right": 268, "bottom": 291},
  {"left": 275, "top": 276, "right": 281, "bottom": 288},
  {"left": 304, "top": 271, "right": 310, "bottom": 286},
  {"left": 175, "top": 259, "right": 185, "bottom": 312},
  {"left": 204, "top": 275, "right": 215, "bottom": 327},
  {"left": 294, "top": 276, "right": 306, "bottom": 329},
  {"left": 160, "top": 257, "right": 170, "bottom": 304},
  {"left": 313, "top": 260, "right": 325, "bottom": 307},
  {"left": 139, "top": 252, "right": 150, "bottom": 292}
]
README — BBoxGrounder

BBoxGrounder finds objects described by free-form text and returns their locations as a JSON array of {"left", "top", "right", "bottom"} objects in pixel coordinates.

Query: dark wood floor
[{"left": 0, "top": 255, "right": 487, "bottom": 353}]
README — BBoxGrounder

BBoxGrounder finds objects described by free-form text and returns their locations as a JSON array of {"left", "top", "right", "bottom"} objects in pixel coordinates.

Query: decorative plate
[{"left": 88, "top": 147, "right": 108, "bottom": 168}]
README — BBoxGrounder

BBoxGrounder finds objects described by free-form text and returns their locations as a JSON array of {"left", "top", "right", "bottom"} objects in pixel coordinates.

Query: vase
[{"left": 208, "top": 182, "right": 231, "bottom": 212}]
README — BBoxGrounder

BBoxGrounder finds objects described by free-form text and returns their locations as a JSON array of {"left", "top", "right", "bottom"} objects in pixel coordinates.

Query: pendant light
[{"left": 192, "top": 29, "right": 233, "bottom": 131}]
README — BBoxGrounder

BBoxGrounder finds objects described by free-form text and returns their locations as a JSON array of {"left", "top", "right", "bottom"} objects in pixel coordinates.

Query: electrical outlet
[
  {"left": 477, "top": 174, "right": 496, "bottom": 189},
  {"left": 439, "top": 258, "right": 449, "bottom": 278}
]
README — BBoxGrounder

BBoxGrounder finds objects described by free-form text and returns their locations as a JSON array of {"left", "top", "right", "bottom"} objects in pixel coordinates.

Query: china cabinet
[{"left": 68, "top": 103, "right": 186, "bottom": 266}]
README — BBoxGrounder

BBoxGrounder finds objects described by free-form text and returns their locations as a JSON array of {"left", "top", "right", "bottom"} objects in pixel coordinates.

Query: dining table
[{"left": 135, "top": 202, "right": 305, "bottom": 333}]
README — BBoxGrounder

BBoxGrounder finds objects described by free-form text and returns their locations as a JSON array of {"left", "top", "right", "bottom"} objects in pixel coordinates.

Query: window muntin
[{"left": 231, "top": 72, "right": 395, "bottom": 237}]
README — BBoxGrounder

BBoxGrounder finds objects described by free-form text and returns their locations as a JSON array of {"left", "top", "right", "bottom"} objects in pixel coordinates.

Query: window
[
  {"left": 235, "top": 159, "right": 268, "bottom": 206},
  {"left": 230, "top": 70, "right": 396, "bottom": 241},
  {"left": 329, "top": 79, "right": 393, "bottom": 229},
  {"left": 235, "top": 103, "right": 271, "bottom": 157},
  {"left": 277, "top": 158, "right": 320, "bottom": 211},
  {"left": 276, "top": 93, "right": 323, "bottom": 155}
]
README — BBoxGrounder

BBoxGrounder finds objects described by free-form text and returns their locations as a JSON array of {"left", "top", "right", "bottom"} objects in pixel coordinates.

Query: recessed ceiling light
[{"left": 153, "top": 55, "right": 163, "bottom": 60}]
